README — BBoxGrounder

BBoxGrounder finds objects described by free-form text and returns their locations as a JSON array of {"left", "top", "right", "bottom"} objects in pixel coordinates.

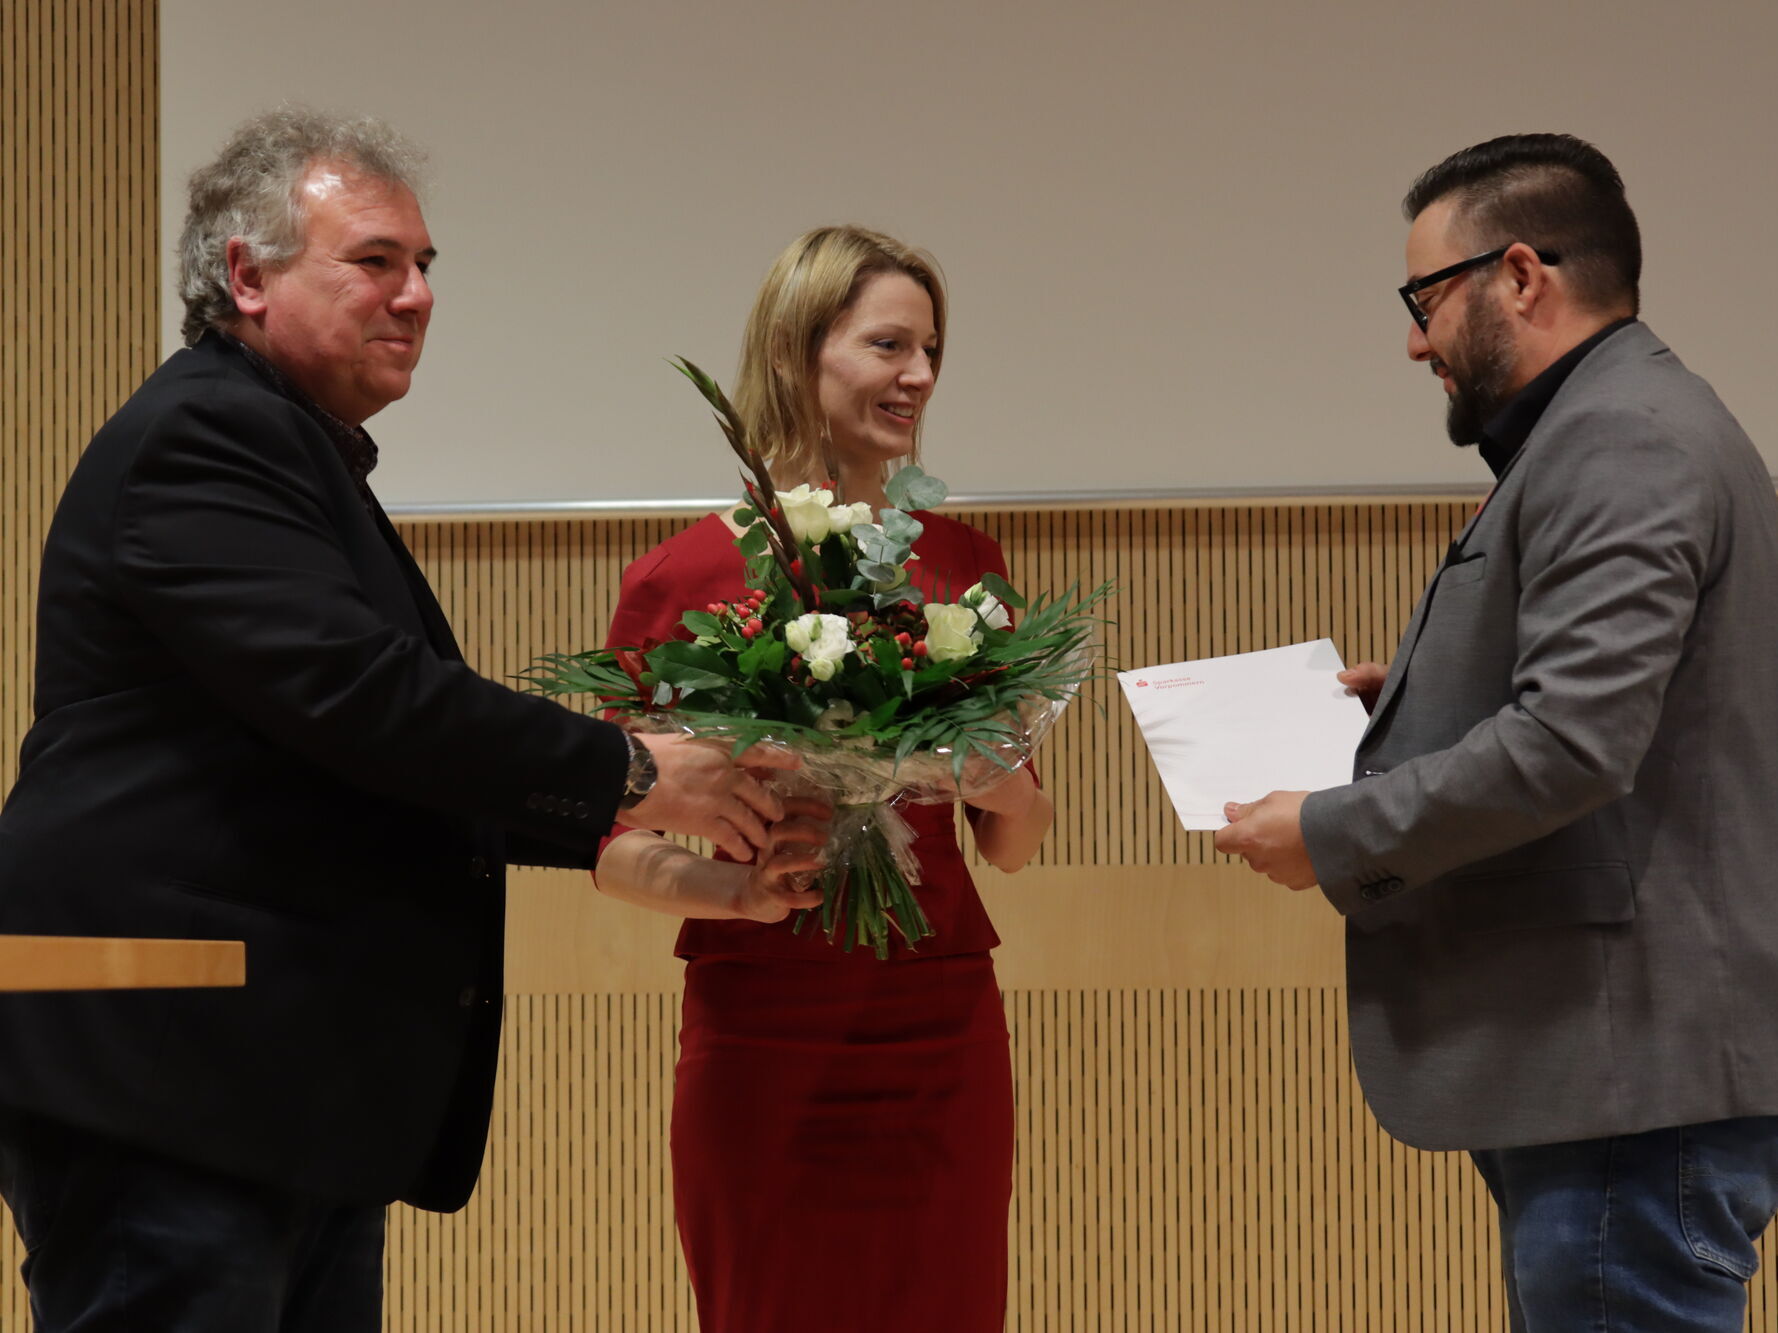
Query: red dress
[{"left": 601, "top": 511, "right": 1015, "bottom": 1333}]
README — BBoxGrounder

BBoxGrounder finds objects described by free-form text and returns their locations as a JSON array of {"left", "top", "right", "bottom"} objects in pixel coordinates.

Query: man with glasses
[{"left": 1218, "top": 133, "right": 1778, "bottom": 1330}]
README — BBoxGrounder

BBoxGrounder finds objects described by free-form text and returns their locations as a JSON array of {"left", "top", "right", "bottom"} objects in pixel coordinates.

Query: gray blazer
[{"left": 1302, "top": 322, "right": 1778, "bottom": 1151}]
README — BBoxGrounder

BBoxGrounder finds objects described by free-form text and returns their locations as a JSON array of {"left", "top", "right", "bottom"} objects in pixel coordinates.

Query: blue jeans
[
  {"left": 1471, "top": 1116, "right": 1778, "bottom": 1332},
  {"left": 0, "top": 1109, "right": 385, "bottom": 1333}
]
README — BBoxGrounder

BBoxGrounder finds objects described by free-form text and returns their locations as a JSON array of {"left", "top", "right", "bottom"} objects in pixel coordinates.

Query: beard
[{"left": 1440, "top": 288, "right": 1518, "bottom": 446}]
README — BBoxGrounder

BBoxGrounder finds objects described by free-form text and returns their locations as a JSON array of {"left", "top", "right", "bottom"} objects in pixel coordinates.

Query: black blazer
[{"left": 0, "top": 334, "right": 629, "bottom": 1210}]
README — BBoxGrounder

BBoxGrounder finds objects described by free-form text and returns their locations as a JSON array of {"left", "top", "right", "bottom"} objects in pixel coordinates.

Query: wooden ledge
[{"left": 0, "top": 936, "right": 245, "bottom": 992}]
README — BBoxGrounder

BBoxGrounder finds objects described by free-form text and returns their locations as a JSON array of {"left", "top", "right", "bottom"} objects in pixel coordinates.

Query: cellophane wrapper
[{"left": 627, "top": 663, "right": 1084, "bottom": 959}]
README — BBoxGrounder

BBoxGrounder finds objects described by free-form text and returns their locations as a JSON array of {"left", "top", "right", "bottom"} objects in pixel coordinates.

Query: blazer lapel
[{"left": 366, "top": 497, "right": 465, "bottom": 663}]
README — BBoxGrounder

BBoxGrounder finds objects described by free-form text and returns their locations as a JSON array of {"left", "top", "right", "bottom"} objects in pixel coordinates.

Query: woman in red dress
[{"left": 594, "top": 225, "right": 1053, "bottom": 1332}]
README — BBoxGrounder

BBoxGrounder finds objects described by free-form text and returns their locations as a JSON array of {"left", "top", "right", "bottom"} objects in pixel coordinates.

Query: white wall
[{"left": 162, "top": 0, "right": 1778, "bottom": 508}]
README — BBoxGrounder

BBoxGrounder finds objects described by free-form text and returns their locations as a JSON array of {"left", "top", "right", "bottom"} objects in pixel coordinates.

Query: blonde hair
[{"left": 732, "top": 225, "right": 947, "bottom": 483}]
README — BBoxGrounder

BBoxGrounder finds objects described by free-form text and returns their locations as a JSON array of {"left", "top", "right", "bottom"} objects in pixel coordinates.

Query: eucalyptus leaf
[
  {"left": 885, "top": 465, "right": 948, "bottom": 513},
  {"left": 880, "top": 508, "right": 924, "bottom": 544}
]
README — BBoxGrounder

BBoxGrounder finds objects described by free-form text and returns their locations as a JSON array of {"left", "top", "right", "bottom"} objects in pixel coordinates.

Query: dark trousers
[
  {"left": 0, "top": 1109, "right": 384, "bottom": 1333},
  {"left": 1471, "top": 1115, "right": 1778, "bottom": 1333}
]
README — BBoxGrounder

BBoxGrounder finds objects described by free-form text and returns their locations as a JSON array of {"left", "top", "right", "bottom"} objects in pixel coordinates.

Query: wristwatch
[{"left": 619, "top": 732, "right": 658, "bottom": 809}]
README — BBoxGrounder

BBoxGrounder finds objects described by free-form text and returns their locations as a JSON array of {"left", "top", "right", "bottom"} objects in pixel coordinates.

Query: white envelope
[{"left": 1118, "top": 639, "right": 1368, "bottom": 830}]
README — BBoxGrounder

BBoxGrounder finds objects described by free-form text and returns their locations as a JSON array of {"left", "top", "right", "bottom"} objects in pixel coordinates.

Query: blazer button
[
  {"left": 1360, "top": 876, "right": 1406, "bottom": 901},
  {"left": 574, "top": 801, "right": 590, "bottom": 821},
  {"left": 459, "top": 986, "right": 478, "bottom": 1008},
  {"left": 526, "top": 792, "right": 544, "bottom": 811},
  {"left": 469, "top": 855, "right": 489, "bottom": 877}
]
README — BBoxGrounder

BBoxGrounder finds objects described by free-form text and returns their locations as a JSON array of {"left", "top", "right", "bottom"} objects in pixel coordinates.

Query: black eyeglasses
[{"left": 1398, "top": 245, "right": 1560, "bottom": 332}]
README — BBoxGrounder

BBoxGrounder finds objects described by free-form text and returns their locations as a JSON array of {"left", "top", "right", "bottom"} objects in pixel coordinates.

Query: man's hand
[
  {"left": 728, "top": 796, "right": 832, "bottom": 923},
  {"left": 1339, "top": 661, "right": 1388, "bottom": 714},
  {"left": 615, "top": 734, "right": 797, "bottom": 862},
  {"left": 1213, "top": 791, "right": 1318, "bottom": 890}
]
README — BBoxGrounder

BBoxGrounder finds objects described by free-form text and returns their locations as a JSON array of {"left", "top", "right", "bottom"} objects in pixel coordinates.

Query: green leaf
[
  {"left": 819, "top": 537, "right": 852, "bottom": 589},
  {"left": 873, "top": 585, "right": 924, "bottom": 611},
  {"left": 879, "top": 508, "right": 924, "bottom": 545},
  {"left": 652, "top": 664, "right": 734, "bottom": 692},
  {"left": 855, "top": 560, "right": 901, "bottom": 585},
  {"left": 648, "top": 639, "right": 732, "bottom": 671},
  {"left": 681, "top": 610, "right": 723, "bottom": 637},
  {"left": 978, "top": 571, "right": 1027, "bottom": 610},
  {"left": 885, "top": 465, "right": 948, "bottom": 513},
  {"left": 857, "top": 697, "right": 904, "bottom": 732},
  {"left": 735, "top": 636, "right": 786, "bottom": 679},
  {"left": 737, "top": 524, "right": 769, "bottom": 559}
]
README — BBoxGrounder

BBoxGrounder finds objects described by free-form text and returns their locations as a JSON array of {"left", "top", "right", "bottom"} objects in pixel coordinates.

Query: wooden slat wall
[
  {"left": 2, "top": 2, "right": 161, "bottom": 1329},
  {"left": 6, "top": 6, "right": 1777, "bottom": 1328}
]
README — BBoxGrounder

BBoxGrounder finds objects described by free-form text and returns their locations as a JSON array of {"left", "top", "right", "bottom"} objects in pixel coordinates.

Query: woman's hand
[
  {"left": 961, "top": 763, "right": 1040, "bottom": 817},
  {"left": 728, "top": 796, "right": 833, "bottom": 923}
]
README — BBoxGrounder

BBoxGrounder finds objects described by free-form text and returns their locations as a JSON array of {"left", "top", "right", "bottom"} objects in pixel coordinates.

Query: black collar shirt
[
  {"left": 1476, "top": 317, "right": 1638, "bottom": 480},
  {"left": 213, "top": 329, "right": 381, "bottom": 506}
]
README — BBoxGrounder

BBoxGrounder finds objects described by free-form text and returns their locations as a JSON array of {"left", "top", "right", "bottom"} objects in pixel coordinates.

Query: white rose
[
  {"left": 807, "top": 656, "right": 840, "bottom": 681},
  {"left": 833, "top": 501, "right": 875, "bottom": 533},
  {"left": 783, "top": 613, "right": 819, "bottom": 654},
  {"left": 778, "top": 484, "right": 838, "bottom": 544},
  {"left": 923, "top": 602, "right": 983, "bottom": 664},
  {"left": 787, "top": 612, "right": 853, "bottom": 672},
  {"left": 960, "top": 582, "right": 1011, "bottom": 630}
]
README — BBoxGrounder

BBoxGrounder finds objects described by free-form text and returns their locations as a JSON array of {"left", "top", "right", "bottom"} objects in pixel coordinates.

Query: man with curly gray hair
[
  {"left": 0, "top": 107, "right": 799, "bottom": 1332},
  {"left": 176, "top": 106, "right": 429, "bottom": 348}
]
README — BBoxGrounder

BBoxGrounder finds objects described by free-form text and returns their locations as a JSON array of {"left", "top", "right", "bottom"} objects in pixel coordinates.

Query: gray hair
[{"left": 177, "top": 106, "right": 428, "bottom": 346}]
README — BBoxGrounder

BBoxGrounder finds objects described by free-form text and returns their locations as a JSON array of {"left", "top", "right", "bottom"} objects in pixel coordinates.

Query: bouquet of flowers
[{"left": 525, "top": 360, "right": 1109, "bottom": 958}]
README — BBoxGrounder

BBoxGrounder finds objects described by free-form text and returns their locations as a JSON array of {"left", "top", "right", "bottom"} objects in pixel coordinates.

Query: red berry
[
  {"left": 705, "top": 603, "right": 720, "bottom": 615},
  {"left": 790, "top": 654, "right": 802, "bottom": 669},
  {"left": 913, "top": 640, "right": 929, "bottom": 657},
  {"left": 901, "top": 657, "right": 915, "bottom": 671},
  {"left": 745, "top": 618, "right": 763, "bottom": 635},
  {"left": 895, "top": 631, "right": 912, "bottom": 647}
]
